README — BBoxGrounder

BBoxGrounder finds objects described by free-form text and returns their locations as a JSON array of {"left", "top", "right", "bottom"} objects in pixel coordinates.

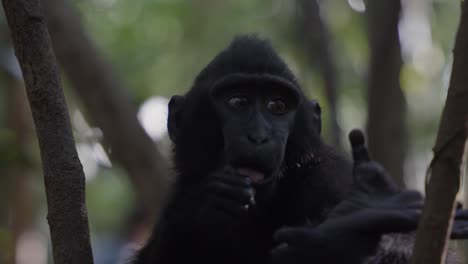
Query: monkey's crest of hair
[{"left": 193, "top": 34, "right": 299, "bottom": 90}]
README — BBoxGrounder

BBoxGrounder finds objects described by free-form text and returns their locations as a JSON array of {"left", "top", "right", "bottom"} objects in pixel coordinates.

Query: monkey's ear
[
  {"left": 167, "top": 95, "right": 185, "bottom": 143},
  {"left": 310, "top": 99, "right": 322, "bottom": 134}
]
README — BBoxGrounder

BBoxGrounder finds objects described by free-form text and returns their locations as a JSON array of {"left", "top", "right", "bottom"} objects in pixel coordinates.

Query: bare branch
[
  {"left": 296, "top": 0, "right": 342, "bottom": 150},
  {"left": 411, "top": 2, "right": 468, "bottom": 263},
  {"left": 366, "top": 0, "right": 407, "bottom": 186},
  {"left": 1, "top": 0, "right": 93, "bottom": 263}
]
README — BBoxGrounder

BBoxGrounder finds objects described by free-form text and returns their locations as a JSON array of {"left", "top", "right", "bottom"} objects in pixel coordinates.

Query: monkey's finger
[
  {"left": 215, "top": 168, "right": 252, "bottom": 188},
  {"left": 349, "top": 129, "right": 370, "bottom": 164},
  {"left": 351, "top": 209, "right": 419, "bottom": 234},
  {"left": 271, "top": 244, "right": 296, "bottom": 264},
  {"left": 388, "top": 190, "right": 423, "bottom": 208},
  {"left": 210, "top": 196, "right": 249, "bottom": 216},
  {"left": 207, "top": 181, "right": 254, "bottom": 205},
  {"left": 451, "top": 220, "right": 468, "bottom": 239},
  {"left": 455, "top": 209, "right": 468, "bottom": 220},
  {"left": 273, "top": 227, "right": 318, "bottom": 246}
]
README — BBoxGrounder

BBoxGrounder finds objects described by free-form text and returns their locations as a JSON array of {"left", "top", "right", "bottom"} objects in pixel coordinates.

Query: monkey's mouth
[
  {"left": 231, "top": 157, "right": 276, "bottom": 185},
  {"left": 237, "top": 167, "right": 266, "bottom": 183},
  {"left": 236, "top": 165, "right": 277, "bottom": 186}
]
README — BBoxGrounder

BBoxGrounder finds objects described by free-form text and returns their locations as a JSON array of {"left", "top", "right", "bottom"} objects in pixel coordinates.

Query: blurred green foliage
[
  {"left": 0, "top": 227, "right": 13, "bottom": 262},
  {"left": 0, "top": 1, "right": 463, "bottom": 261},
  {"left": 86, "top": 168, "right": 135, "bottom": 232},
  {"left": 73, "top": 0, "right": 464, "bottom": 227}
]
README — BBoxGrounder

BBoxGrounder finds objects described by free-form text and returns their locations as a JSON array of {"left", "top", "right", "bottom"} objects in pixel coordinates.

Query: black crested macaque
[{"left": 134, "top": 35, "right": 467, "bottom": 264}]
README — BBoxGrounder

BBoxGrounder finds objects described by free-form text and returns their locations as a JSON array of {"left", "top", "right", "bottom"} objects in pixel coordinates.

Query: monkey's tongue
[{"left": 238, "top": 167, "right": 265, "bottom": 183}]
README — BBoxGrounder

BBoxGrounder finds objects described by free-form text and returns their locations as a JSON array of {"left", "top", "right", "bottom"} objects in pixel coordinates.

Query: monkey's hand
[
  {"left": 167, "top": 166, "right": 255, "bottom": 246},
  {"left": 271, "top": 129, "right": 422, "bottom": 264},
  {"left": 327, "top": 129, "right": 423, "bottom": 218},
  {"left": 271, "top": 206, "right": 419, "bottom": 264},
  {"left": 450, "top": 208, "right": 468, "bottom": 239},
  {"left": 346, "top": 129, "right": 468, "bottom": 240}
]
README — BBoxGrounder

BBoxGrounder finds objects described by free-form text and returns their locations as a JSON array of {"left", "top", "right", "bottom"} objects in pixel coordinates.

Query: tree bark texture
[
  {"left": 296, "top": 0, "right": 342, "bottom": 151},
  {"left": 366, "top": 0, "right": 407, "bottom": 186},
  {"left": 411, "top": 2, "right": 468, "bottom": 263},
  {"left": 42, "top": 0, "right": 168, "bottom": 218},
  {"left": 1, "top": 0, "right": 94, "bottom": 263}
]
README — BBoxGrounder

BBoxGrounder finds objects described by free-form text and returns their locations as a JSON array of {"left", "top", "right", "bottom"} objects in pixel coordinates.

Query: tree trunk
[
  {"left": 411, "top": 1, "right": 468, "bottom": 263},
  {"left": 366, "top": 0, "right": 407, "bottom": 186},
  {"left": 1, "top": 0, "right": 94, "bottom": 263},
  {"left": 296, "top": 0, "right": 342, "bottom": 151},
  {"left": 42, "top": 0, "right": 168, "bottom": 219}
]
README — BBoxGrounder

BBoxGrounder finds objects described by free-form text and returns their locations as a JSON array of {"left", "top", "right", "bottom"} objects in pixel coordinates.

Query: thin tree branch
[
  {"left": 411, "top": 2, "right": 468, "bottom": 263},
  {"left": 1, "top": 0, "right": 93, "bottom": 263},
  {"left": 296, "top": 0, "right": 342, "bottom": 150},
  {"left": 366, "top": 0, "right": 407, "bottom": 186}
]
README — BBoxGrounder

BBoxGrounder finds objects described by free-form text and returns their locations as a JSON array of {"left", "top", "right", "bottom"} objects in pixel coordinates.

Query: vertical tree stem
[
  {"left": 1, "top": 0, "right": 94, "bottom": 263},
  {"left": 411, "top": 1, "right": 468, "bottom": 263}
]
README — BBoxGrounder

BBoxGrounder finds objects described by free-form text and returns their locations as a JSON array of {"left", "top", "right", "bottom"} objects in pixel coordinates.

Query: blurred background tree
[{"left": 0, "top": 0, "right": 465, "bottom": 263}]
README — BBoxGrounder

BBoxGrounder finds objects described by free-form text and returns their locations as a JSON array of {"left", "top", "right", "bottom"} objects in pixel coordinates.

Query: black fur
[{"left": 134, "top": 36, "right": 461, "bottom": 264}]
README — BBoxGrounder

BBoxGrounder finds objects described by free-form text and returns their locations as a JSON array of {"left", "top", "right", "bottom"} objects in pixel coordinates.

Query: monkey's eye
[
  {"left": 227, "top": 96, "right": 249, "bottom": 110},
  {"left": 266, "top": 99, "right": 288, "bottom": 115}
]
